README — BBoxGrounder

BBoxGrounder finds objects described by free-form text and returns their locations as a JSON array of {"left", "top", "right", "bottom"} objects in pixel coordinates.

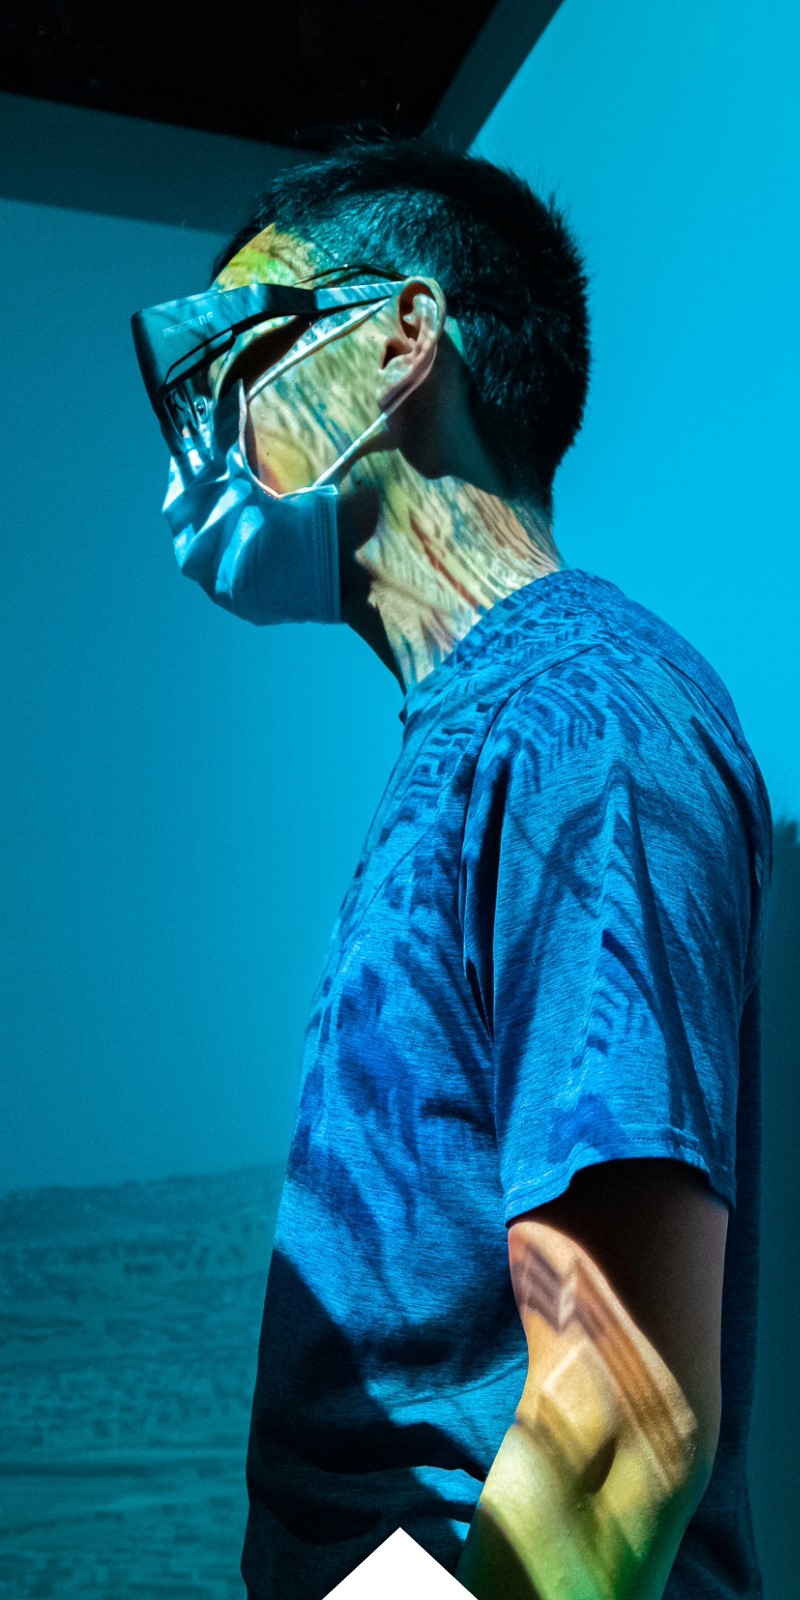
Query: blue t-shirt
[{"left": 241, "top": 567, "right": 773, "bottom": 1600}]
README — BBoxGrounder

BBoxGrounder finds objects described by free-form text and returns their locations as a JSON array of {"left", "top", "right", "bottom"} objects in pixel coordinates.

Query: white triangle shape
[{"left": 322, "top": 1526, "right": 470, "bottom": 1597}]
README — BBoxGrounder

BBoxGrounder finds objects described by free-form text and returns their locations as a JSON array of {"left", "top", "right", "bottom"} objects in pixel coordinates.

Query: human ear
[{"left": 375, "top": 277, "right": 448, "bottom": 415}]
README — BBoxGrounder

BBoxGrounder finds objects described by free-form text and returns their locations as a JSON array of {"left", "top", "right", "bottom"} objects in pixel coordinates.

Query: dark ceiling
[{"left": 2, "top": 0, "right": 502, "bottom": 150}]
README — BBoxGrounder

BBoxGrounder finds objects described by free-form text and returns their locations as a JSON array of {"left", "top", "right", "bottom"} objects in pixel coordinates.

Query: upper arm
[
  {"left": 508, "top": 1156, "right": 728, "bottom": 1483},
  {"left": 459, "top": 658, "right": 759, "bottom": 1231}
]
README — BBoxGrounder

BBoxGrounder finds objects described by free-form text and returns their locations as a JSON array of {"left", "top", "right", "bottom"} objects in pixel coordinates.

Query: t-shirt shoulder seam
[{"left": 470, "top": 627, "right": 619, "bottom": 764}]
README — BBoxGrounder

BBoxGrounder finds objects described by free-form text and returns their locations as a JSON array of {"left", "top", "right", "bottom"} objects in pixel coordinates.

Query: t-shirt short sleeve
[{"left": 458, "top": 646, "right": 760, "bottom": 1222}]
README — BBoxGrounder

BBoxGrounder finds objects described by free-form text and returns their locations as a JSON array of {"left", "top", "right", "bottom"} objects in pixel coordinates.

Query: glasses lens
[
  {"left": 210, "top": 314, "right": 310, "bottom": 403},
  {"left": 161, "top": 314, "right": 307, "bottom": 474}
]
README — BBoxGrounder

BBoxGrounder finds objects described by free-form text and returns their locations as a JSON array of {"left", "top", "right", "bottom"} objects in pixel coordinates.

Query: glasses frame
[{"left": 131, "top": 271, "right": 405, "bottom": 474}]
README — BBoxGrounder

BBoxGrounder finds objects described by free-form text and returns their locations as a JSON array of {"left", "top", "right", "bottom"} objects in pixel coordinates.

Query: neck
[{"left": 340, "top": 465, "right": 566, "bottom": 694}]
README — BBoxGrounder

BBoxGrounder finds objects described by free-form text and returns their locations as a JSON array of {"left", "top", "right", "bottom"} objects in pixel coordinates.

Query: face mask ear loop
[
  {"left": 307, "top": 334, "right": 439, "bottom": 491},
  {"left": 236, "top": 378, "right": 282, "bottom": 501},
  {"left": 235, "top": 292, "right": 442, "bottom": 498}
]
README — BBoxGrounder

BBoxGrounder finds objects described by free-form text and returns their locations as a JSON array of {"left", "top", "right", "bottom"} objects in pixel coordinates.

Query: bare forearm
[
  {"left": 456, "top": 1215, "right": 717, "bottom": 1600},
  {"left": 455, "top": 1415, "right": 708, "bottom": 1600}
]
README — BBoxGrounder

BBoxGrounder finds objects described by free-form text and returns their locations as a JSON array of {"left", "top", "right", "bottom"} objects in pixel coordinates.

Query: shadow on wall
[{"left": 749, "top": 814, "right": 800, "bottom": 1599}]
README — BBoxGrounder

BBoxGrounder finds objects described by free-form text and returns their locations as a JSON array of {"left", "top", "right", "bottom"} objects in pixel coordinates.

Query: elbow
[
  {"left": 684, "top": 1403, "right": 719, "bottom": 1517},
  {"left": 512, "top": 1309, "right": 720, "bottom": 1585},
  {"left": 679, "top": 1376, "right": 719, "bottom": 1510}
]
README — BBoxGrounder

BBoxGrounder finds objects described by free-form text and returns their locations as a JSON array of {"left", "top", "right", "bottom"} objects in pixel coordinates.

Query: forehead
[
  {"left": 207, "top": 221, "right": 368, "bottom": 401},
  {"left": 213, "top": 223, "right": 324, "bottom": 291}
]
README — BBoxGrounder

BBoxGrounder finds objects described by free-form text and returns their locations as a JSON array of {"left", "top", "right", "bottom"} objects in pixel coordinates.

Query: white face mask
[
  {"left": 162, "top": 435, "right": 342, "bottom": 627},
  {"left": 161, "top": 298, "right": 441, "bottom": 628}
]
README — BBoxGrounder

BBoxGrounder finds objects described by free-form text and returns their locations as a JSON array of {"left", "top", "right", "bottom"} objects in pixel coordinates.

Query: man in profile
[{"left": 136, "top": 134, "right": 772, "bottom": 1599}]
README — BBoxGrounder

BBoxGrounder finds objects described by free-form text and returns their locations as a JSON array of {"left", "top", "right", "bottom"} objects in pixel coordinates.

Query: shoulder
[
  {"left": 475, "top": 629, "right": 763, "bottom": 823},
  {"left": 462, "top": 632, "right": 767, "bottom": 994},
  {"left": 468, "top": 637, "right": 694, "bottom": 820}
]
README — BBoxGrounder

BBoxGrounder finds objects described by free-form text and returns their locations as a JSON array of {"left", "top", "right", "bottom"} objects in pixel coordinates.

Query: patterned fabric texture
[{"left": 241, "top": 567, "right": 773, "bottom": 1600}]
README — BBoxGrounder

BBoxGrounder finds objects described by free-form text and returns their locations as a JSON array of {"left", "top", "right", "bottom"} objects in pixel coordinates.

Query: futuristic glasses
[{"left": 131, "top": 273, "right": 404, "bottom": 483}]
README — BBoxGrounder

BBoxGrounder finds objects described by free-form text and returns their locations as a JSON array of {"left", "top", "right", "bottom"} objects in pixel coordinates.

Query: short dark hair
[{"left": 213, "top": 133, "right": 592, "bottom": 520}]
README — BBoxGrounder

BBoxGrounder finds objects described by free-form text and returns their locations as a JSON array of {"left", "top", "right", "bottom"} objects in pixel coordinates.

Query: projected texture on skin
[
  {"left": 214, "top": 225, "right": 563, "bottom": 689},
  {"left": 461, "top": 1222, "right": 703, "bottom": 1600}
]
